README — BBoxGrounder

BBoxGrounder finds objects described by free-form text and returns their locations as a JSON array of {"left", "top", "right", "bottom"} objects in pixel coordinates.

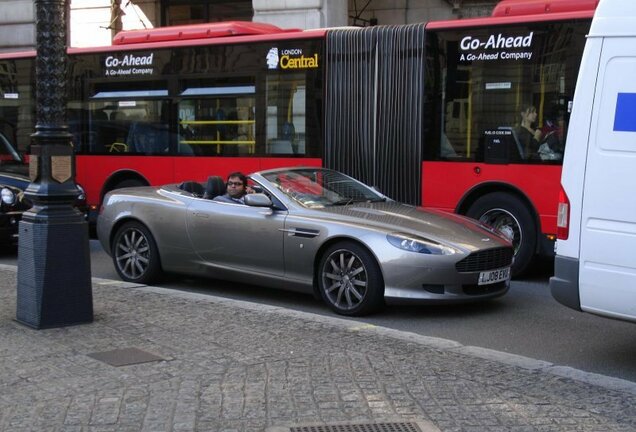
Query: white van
[{"left": 550, "top": 0, "right": 636, "bottom": 322}]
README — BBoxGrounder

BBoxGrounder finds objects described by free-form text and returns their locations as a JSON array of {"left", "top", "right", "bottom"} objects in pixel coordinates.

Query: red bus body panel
[
  {"left": 77, "top": 156, "right": 321, "bottom": 208},
  {"left": 491, "top": 0, "right": 599, "bottom": 17},
  {"left": 112, "top": 21, "right": 303, "bottom": 45},
  {"left": 422, "top": 161, "right": 561, "bottom": 235},
  {"left": 426, "top": 10, "right": 594, "bottom": 31}
]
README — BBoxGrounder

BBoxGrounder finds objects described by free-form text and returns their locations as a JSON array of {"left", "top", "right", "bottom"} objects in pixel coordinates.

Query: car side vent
[{"left": 455, "top": 247, "right": 513, "bottom": 273}]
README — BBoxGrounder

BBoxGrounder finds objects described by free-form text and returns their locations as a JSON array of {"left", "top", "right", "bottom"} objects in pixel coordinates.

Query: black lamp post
[{"left": 16, "top": 0, "right": 93, "bottom": 328}]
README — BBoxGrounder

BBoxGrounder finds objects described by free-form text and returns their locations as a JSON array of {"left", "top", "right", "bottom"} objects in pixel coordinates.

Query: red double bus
[{"left": 0, "top": 0, "right": 596, "bottom": 275}]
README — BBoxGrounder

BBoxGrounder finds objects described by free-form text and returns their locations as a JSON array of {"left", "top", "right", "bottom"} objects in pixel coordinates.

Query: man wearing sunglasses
[{"left": 213, "top": 172, "right": 251, "bottom": 204}]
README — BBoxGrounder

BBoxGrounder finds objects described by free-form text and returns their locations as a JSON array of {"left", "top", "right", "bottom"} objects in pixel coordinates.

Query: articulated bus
[{"left": 0, "top": 0, "right": 597, "bottom": 275}]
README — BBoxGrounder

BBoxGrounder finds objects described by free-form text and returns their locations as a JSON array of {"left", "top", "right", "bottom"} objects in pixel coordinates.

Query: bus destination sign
[
  {"left": 104, "top": 52, "right": 156, "bottom": 77},
  {"left": 459, "top": 32, "right": 534, "bottom": 62}
]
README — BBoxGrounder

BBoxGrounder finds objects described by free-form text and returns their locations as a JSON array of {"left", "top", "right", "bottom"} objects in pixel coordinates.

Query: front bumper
[
  {"left": 0, "top": 212, "right": 22, "bottom": 246},
  {"left": 381, "top": 254, "right": 511, "bottom": 305},
  {"left": 385, "top": 281, "right": 509, "bottom": 305},
  {"left": 549, "top": 255, "right": 581, "bottom": 311}
]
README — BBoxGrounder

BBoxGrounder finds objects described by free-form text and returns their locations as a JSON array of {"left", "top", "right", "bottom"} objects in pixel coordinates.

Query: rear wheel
[
  {"left": 466, "top": 192, "right": 537, "bottom": 277},
  {"left": 112, "top": 221, "right": 162, "bottom": 284},
  {"left": 317, "top": 241, "right": 384, "bottom": 316}
]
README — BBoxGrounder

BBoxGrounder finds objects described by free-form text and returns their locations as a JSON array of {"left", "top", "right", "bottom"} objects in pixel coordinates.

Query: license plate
[{"left": 478, "top": 267, "right": 510, "bottom": 285}]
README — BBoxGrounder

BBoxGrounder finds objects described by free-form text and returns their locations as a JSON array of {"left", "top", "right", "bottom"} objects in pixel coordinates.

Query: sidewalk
[{"left": 1, "top": 265, "right": 635, "bottom": 432}]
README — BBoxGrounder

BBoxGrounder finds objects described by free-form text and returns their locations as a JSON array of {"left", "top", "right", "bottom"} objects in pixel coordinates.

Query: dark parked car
[
  {"left": 0, "top": 132, "right": 87, "bottom": 249},
  {"left": 0, "top": 171, "right": 32, "bottom": 248}
]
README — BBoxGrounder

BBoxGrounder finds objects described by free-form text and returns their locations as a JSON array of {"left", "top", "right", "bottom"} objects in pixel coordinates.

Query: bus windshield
[{"left": 425, "top": 20, "right": 589, "bottom": 164}]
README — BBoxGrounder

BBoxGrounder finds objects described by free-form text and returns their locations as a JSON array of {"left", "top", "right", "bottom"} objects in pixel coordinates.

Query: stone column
[
  {"left": 253, "top": 0, "right": 347, "bottom": 30},
  {"left": 0, "top": 0, "right": 35, "bottom": 52}
]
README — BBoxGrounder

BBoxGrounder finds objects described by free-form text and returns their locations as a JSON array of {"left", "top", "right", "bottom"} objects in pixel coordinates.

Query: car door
[{"left": 185, "top": 198, "right": 287, "bottom": 276}]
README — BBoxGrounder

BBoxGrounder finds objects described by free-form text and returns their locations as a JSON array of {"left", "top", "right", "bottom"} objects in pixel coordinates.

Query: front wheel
[
  {"left": 112, "top": 221, "right": 162, "bottom": 284},
  {"left": 317, "top": 241, "right": 384, "bottom": 316},
  {"left": 466, "top": 192, "right": 537, "bottom": 277}
]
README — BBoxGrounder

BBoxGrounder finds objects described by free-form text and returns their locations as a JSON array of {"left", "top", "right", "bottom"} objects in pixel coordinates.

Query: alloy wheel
[
  {"left": 115, "top": 227, "right": 151, "bottom": 280},
  {"left": 321, "top": 248, "right": 369, "bottom": 311}
]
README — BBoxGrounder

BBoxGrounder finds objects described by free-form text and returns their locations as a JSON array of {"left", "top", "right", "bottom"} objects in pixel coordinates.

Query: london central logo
[{"left": 265, "top": 47, "right": 319, "bottom": 70}]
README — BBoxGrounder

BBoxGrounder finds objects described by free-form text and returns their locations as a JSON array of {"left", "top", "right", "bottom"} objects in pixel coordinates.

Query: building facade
[{"left": 0, "top": 0, "right": 496, "bottom": 52}]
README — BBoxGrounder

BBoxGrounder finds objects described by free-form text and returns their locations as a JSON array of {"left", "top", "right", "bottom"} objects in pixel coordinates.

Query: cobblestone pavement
[{"left": 1, "top": 266, "right": 635, "bottom": 432}]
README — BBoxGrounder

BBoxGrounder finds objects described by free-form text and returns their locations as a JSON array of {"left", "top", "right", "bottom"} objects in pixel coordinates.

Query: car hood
[
  {"left": 0, "top": 163, "right": 29, "bottom": 178},
  {"left": 0, "top": 170, "right": 29, "bottom": 185},
  {"left": 309, "top": 202, "right": 509, "bottom": 251},
  {"left": 0, "top": 169, "right": 87, "bottom": 211}
]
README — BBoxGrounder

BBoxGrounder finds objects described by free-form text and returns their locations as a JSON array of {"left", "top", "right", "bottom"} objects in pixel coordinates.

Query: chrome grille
[{"left": 455, "top": 247, "right": 514, "bottom": 273}]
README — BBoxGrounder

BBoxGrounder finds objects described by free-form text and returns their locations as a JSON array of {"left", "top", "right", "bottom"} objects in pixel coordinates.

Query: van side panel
[
  {"left": 579, "top": 38, "right": 636, "bottom": 322},
  {"left": 550, "top": 39, "right": 602, "bottom": 310},
  {"left": 556, "top": 39, "right": 603, "bottom": 260}
]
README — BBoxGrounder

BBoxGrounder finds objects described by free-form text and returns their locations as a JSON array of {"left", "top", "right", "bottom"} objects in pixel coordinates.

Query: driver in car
[{"left": 213, "top": 172, "right": 253, "bottom": 204}]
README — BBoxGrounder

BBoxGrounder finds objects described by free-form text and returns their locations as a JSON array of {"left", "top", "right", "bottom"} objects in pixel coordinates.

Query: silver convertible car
[{"left": 97, "top": 167, "right": 514, "bottom": 316}]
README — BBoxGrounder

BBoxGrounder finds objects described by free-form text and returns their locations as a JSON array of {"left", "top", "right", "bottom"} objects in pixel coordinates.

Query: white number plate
[{"left": 478, "top": 267, "right": 510, "bottom": 285}]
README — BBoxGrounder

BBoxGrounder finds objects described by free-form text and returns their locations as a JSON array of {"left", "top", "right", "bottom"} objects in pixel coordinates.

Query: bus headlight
[
  {"left": 1, "top": 187, "right": 16, "bottom": 205},
  {"left": 387, "top": 233, "right": 457, "bottom": 255}
]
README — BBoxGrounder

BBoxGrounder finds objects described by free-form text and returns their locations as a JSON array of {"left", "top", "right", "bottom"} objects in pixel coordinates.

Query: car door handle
[{"left": 193, "top": 212, "right": 209, "bottom": 218}]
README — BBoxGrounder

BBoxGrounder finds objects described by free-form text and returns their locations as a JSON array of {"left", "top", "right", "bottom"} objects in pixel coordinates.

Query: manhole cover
[
  {"left": 87, "top": 347, "right": 166, "bottom": 366},
  {"left": 285, "top": 421, "right": 433, "bottom": 432}
]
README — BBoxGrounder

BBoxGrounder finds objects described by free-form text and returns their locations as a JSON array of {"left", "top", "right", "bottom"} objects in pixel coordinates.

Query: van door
[{"left": 579, "top": 37, "right": 636, "bottom": 320}]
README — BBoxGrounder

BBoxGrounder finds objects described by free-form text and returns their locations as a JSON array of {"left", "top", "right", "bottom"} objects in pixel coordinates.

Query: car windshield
[
  {"left": 0, "top": 132, "right": 21, "bottom": 164},
  {"left": 263, "top": 168, "right": 385, "bottom": 208}
]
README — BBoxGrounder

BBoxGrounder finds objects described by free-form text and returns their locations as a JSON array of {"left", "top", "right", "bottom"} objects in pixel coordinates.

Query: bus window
[
  {"left": 88, "top": 81, "right": 169, "bottom": 155},
  {"left": 178, "top": 78, "right": 255, "bottom": 156},
  {"left": 426, "top": 21, "right": 588, "bottom": 163},
  {"left": 266, "top": 73, "right": 307, "bottom": 156},
  {"left": 0, "top": 59, "right": 33, "bottom": 154}
]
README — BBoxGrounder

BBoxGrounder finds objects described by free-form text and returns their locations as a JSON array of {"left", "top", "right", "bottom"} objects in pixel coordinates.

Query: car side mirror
[{"left": 244, "top": 193, "right": 272, "bottom": 207}]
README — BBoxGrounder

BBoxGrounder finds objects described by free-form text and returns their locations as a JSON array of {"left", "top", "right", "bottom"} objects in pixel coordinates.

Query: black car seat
[
  {"left": 178, "top": 180, "right": 205, "bottom": 197},
  {"left": 127, "top": 122, "right": 169, "bottom": 154},
  {"left": 203, "top": 176, "right": 226, "bottom": 200}
]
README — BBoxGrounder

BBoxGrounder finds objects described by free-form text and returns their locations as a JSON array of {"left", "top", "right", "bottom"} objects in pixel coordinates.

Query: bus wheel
[
  {"left": 317, "top": 241, "right": 385, "bottom": 316},
  {"left": 112, "top": 221, "right": 162, "bottom": 284},
  {"left": 466, "top": 193, "right": 537, "bottom": 277}
]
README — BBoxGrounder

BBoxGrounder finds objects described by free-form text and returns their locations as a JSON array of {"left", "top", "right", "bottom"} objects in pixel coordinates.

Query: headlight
[
  {"left": 76, "top": 183, "right": 86, "bottom": 201},
  {"left": 1, "top": 187, "right": 15, "bottom": 205},
  {"left": 387, "top": 233, "right": 457, "bottom": 255}
]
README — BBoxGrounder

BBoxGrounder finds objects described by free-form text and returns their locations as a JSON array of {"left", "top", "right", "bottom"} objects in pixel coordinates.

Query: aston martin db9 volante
[{"left": 97, "top": 167, "right": 514, "bottom": 316}]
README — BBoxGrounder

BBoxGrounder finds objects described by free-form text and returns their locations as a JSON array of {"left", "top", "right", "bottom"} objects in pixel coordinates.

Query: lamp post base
[{"left": 16, "top": 216, "right": 93, "bottom": 329}]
